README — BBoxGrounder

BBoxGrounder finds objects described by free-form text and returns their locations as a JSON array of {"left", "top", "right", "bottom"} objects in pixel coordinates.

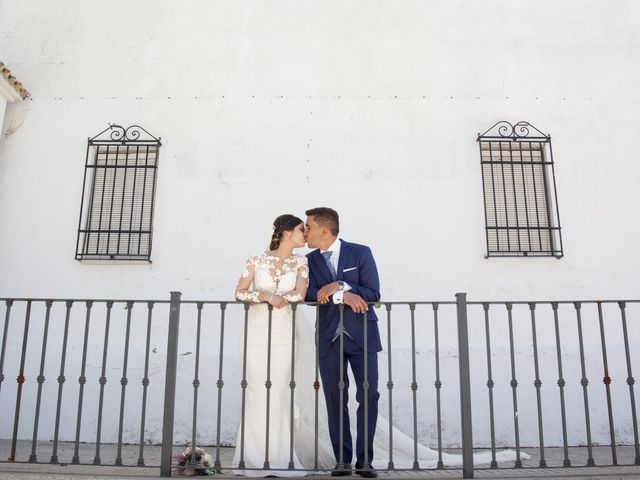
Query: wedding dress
[
  {"left": 233, "top": 252, "right": 525, "bottom": 476},
  {"left": 234, "top": 252, "right": 335, "bottom": 476}
]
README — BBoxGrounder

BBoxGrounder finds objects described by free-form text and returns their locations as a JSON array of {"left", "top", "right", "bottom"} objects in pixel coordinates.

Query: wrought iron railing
[{"left": 0, "top": 294, "right": 638, "bottom": 479}]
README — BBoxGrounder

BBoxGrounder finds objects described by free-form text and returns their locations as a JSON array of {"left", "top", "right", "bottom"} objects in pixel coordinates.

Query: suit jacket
[{"left": 306, "top": 239, "right": 382, "bottom": 357}]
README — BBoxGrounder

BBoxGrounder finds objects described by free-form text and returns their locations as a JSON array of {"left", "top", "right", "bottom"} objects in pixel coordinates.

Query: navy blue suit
[{"left": 306, "top": 240, "right": 381, "bottom": 467}]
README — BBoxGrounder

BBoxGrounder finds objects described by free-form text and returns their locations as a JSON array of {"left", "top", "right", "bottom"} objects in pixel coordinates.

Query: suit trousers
[{"left": 319, "top": 334, "right": 379, "bottom": 467}]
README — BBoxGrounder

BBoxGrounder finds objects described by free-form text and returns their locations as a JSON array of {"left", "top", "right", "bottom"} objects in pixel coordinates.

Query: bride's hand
[{"left": 268, "top": 294, "right": 289, "bottom": 309}]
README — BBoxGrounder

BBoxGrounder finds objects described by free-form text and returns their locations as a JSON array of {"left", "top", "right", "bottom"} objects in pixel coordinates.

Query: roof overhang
[{"left": 0, "top": 62, "right": 30, "bottom": 102}]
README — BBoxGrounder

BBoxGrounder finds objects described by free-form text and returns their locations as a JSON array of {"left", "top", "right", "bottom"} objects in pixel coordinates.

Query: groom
[{"left": 304, "top": 207, "right": 381, "bottom": 478}]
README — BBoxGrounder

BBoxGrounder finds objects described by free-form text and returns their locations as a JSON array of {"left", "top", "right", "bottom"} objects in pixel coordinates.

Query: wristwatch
[{"left": 336, "top": 281, "right": 345, "bottom": 290}]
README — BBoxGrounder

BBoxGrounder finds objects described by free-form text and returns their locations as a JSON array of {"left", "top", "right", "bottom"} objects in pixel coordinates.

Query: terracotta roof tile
[{"left": 0, "top": 62, "right": 30, "bottom": 100}]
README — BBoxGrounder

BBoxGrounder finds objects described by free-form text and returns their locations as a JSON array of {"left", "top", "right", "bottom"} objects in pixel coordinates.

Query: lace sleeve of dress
[
  {"left": 235, "top": 255, "right": 261, "bottom": 303},
  {"left": 281, "top": 256, "right": 309, "bottom": 302}
]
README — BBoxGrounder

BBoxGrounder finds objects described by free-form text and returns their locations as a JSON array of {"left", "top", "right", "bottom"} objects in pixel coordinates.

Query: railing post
[
  {"left": 161, "top": 291, "right": 181, "bottom": 477},
  {"left": 456, "top": 293, "right": 474, "bottom": 479}
]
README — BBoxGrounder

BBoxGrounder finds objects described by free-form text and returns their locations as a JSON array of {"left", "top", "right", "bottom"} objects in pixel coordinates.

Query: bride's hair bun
[{"left": 270, "top": 214, "right": 303, "bottom": 250}]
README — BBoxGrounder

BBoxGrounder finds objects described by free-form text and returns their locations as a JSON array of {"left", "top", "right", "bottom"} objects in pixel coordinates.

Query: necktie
[{"left": 322, "top": 251, "right": 337, "bottom": 281}]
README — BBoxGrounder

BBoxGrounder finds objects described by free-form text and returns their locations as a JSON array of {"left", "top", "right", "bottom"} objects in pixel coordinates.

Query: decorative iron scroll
[
  {"left": 478, "top": 121, "right": 549, "bottom": 141},
  {"left": 89, "top": 124, "right": 161, "bottom": 145}
]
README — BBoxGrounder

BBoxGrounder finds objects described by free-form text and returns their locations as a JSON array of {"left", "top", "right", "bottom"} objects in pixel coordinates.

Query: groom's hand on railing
[
  {"left": 317, "top": 282, "right": 342, "bottom": 304},
  {"left": 343, "top": 292, "right": 368, "bottom": 314}
]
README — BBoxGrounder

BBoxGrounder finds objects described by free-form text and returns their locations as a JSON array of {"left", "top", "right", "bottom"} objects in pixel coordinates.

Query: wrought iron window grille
[
  {"left": 477, "top": 121, "right": 563, "bottom": 258},
  {"left": 75, "top": 124, "right": 161, "bottom": 262}
]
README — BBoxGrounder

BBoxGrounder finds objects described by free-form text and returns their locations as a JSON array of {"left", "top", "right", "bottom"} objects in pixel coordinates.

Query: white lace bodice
[{"left": 235, "top": 252, "right": 309, "bottom": 303}]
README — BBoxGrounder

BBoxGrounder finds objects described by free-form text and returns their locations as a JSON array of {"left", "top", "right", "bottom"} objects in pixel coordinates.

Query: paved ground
[{"left": 0, "top": 441, "right": 639, "bottom": 479}]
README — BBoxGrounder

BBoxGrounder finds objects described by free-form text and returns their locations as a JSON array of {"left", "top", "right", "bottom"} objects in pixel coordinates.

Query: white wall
[
  {"left": 1, "top": 0, "right": 639, "bottom": 301},
  {"left": 1, "top": 0, "right": 639, "bottom": 449}
]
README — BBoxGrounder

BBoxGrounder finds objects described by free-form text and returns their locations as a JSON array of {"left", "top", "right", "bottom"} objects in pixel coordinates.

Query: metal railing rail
[
  {"left": 0, "top": 294, "right": 637, "bottom": 480},
  {"left": 465, "top": 299, "right": 640, "bottom": 474}
]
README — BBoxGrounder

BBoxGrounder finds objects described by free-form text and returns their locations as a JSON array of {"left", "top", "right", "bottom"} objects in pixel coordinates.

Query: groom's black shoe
[
  {"left": 355, "top": 464, "right": 378, "bottom": 478},
  {"left": 331, "top": 464, "right": 352, "bottom": 476}
]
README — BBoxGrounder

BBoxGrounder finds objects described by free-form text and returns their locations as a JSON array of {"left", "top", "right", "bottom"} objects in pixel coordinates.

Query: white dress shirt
[{"left": 320, "top": 238, "right": 351, "bottom": 304}]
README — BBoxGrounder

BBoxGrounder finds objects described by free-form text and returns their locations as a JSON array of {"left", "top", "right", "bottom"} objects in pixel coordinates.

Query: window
[
  {"left": 76, "top": 124, "right": 161, "bottom": 261},
  {"left": 477, "top": 121, "right": 563, "bottom": 258}
]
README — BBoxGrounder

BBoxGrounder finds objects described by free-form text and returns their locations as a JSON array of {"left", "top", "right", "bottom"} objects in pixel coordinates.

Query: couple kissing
[{"left": 234, "top": 207, "right": 381, "bottom": 478}]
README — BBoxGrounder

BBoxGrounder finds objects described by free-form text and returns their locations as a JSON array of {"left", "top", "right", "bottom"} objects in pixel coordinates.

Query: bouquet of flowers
[{"left": 172, "top": 445, "right": 216, "bottom": 476}]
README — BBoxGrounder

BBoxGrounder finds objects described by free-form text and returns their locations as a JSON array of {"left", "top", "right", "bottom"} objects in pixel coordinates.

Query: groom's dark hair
[{"left": 305, "top": 207, "right": 339, "bottom": 236}]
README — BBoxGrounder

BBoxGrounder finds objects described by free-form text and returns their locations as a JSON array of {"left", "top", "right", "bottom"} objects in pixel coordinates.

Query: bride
[
  {"left": 233, "top": 214, "right": 333, "bottom": 476},
  {"left": 233, "top": 214, "right": 526, "bottom": 476}
]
